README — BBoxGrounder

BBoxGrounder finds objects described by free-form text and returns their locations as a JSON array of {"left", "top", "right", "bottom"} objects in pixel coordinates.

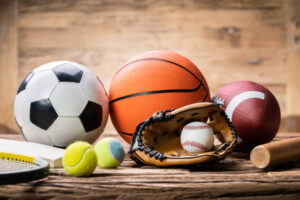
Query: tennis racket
[{"left": 0, "top": 152, "right": 49, "bottom": 185}]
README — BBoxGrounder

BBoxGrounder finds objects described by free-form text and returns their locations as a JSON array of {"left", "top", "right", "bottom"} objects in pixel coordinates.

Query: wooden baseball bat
[{"left": 250, "top": 137, "right": 300, "bottom": 169}]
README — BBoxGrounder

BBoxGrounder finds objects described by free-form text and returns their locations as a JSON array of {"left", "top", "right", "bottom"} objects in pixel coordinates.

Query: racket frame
[{"left": 0, "top": 152, "right": 50, "bottom": 185}]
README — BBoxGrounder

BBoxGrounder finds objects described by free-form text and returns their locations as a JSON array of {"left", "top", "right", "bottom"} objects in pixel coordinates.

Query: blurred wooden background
[{"left": 0, "top": 0, "right": 299, "bottom": 134}]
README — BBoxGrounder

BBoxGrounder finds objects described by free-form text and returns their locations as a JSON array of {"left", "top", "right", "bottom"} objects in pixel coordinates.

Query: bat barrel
[{"left": 250, "top": 137, "right": 300, "bottom": 169}]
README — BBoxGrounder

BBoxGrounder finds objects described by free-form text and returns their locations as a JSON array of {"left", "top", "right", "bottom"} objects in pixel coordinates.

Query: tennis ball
[
  {"left": 63, "top": 141, "right": 97, "bottom": 177},
  {"left": 94, "top": 138, "right": 125, "bottom": 168}
]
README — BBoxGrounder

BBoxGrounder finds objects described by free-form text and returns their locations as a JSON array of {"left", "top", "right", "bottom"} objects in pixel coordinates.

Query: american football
[{"left": 213, "top": 81, "right": 281, "bottom": 152}]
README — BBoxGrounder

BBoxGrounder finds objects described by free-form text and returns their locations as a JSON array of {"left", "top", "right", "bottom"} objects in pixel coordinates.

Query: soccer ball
[{"left": 14, "top": 61, "right": 109, "bottom": 148}]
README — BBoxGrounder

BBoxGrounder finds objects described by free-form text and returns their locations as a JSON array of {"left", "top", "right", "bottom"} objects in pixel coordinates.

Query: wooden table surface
[{"left": 1, "top": 133, "right": 300, "bottom": 200}]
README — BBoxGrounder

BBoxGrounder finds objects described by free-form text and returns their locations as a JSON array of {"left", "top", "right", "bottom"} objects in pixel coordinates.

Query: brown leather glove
[{"left": 129, "top": 102, "right": 238, "bottom": 167}]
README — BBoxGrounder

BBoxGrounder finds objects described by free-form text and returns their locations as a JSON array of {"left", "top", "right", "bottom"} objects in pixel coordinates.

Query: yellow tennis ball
[
  {"left": 62, "top": 141, "right": 97, "bottom": 177},
  {"left": 94, "top": 138, "right": 125, "bottom": 168}
]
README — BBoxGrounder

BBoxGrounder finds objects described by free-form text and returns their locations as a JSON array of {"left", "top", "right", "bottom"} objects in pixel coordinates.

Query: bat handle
[{"left": 250, "top": 137, "right": 300, "bottom": 169}]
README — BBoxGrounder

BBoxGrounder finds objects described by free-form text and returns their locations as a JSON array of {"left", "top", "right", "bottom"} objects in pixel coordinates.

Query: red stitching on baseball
[
  {"left": 182, "top": 141, "right": 209, "bottom": 152},
  {"left": 183, "top": 125, "right": 211, "bottom": 130}
]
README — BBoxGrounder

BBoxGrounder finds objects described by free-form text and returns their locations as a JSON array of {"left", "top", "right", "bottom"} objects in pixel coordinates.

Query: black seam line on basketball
[
  {"left": 121, "top": 58, "right": 203, "bottom": 82},
  {"left": 119, "top": 130, "right": 134, "bottom": 136},
  {"left": 110, "top": 58, "right": 208, "bottom": 104},
  {"left": 142, "top": 58, "right": 209, "bottom": 101},
  {"left": 202, "top": 92, "right": 209, "bottom": 102},
  {"left": 110, "top": 84, "right": 203, "bottom": 104}
]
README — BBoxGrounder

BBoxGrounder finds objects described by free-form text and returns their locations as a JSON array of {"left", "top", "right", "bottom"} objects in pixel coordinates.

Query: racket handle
[{"left": 250, "top": 137, "right": 300, "bottom": 169}]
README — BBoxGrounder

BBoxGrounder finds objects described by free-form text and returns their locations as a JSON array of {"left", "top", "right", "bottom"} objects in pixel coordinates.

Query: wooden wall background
[{"left": 0, "top": 0, "right": 298, "bottom": 134}]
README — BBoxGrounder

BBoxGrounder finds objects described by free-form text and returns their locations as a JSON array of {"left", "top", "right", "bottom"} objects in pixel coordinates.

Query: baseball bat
[{"left": 250, "top": 137, "right": 300, "bottom": 169}]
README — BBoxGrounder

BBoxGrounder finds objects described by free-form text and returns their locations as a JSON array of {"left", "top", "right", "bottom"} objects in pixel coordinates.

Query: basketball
[{"left": 109, "top": 50, "right": 210, "bottom": 143}]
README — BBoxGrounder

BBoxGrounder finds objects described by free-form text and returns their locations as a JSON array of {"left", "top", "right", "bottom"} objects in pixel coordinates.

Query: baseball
[{"left": 180, "top": 121, "right": 214, "bottom": 153}]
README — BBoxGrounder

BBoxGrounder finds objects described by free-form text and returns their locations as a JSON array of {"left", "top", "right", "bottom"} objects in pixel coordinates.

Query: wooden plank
[
  {"left": 17, "top": 0, "right": 288, "bottom": 134},
  {"left": 18, "top": 5, "right": 286, "bottom": 29},
  {"left": 18, "top": 48, "right": 288, "bottom": 88},
  {"left": 18, "top": 8, "right": 286, "bottom": 49},
  {"left": 285, "top": 116, "right": 300, "bottom": 132},
  {"left": 286, "top": 0, "right": 300, "bottom": 132},
  {"left": 18, "top": 0, "right": 284, "bottom": 14},
  {"left": 0, "top": 132, "right": 300, "bottom": 199},
  {"left": 0, "top": 0, "right": 19, "bottom": 134}
]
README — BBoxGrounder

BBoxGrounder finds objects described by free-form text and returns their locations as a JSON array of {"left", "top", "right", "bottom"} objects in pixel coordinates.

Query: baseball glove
[{"left": 129, "top": 102, "right": 238, "bottom": 167}]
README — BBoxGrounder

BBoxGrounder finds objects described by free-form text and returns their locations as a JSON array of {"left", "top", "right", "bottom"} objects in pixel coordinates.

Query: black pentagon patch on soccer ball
[
  {"left": 80, "top": 101, "right": 102, "bottom": 132},
  {"left": 30, "top": 99, "right": 58, "bottom": 130},
  {"left": 53, "top": 63, "right": 83, "bottom": 83},
  {"left": 17, "top": 72, "right": 34, "bottom": 94}
]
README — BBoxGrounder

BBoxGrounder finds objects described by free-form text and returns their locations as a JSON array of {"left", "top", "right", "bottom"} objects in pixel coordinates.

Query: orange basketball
[{"left": 109, "top": 50, "right": 210, "bottom": 143}]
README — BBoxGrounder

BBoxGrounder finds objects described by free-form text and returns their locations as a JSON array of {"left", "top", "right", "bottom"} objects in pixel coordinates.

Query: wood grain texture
[
  {"left": 16, "top": 0, "right": 288, "bottom": 135},
  {"left": 0, "top": 0, "right": 288, "bottom": 134},
  {"left": 0, "top": 0, "right": 19, "bottom": 134},
  {"left": 285, "top": 0, "right": 300, "bottom": 132},
  {"left": 287, "top": 0, "right": 300, "bottom": 122},
  {"left": 1, "top": 132, "right": 300, "bottom": 199},
  {"left": 18, "top": 0, "right": 284, "bottom": 13}
]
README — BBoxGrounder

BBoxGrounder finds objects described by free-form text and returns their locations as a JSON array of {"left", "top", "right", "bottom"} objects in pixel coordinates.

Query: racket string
[{"left": 0, "top": 159, "right": 38, "bottom": 172}]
